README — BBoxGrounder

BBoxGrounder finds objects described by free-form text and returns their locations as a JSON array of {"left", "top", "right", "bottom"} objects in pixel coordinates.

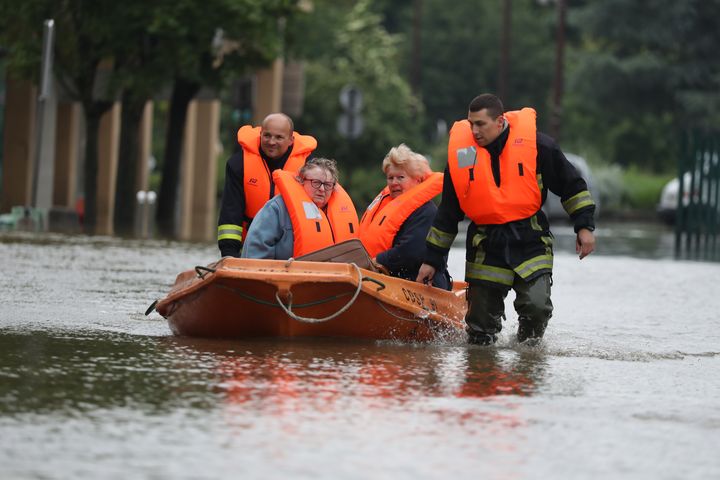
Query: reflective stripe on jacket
[
  {"left": 237, "top": 125, "right": 317, "bottom": 223},
  {"left": 272, "top": 170, "right": 359, "bottom": 257},
  {"left": 448, "top": 108, "right": 541, "bottom": 224},
  {"left": 359, "top": 172, "right": 443, "bottom": 257}
]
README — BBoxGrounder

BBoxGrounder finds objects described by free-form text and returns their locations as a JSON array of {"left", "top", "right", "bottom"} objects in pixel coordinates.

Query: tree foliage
[
  {"left": 289, "top": 0, "right": 425, "bottom": 207},
  {"left": 563, "top": 0, "right": 720, "bottom": 171},
  {"left": 0, "top": 0, "right": 296, "bottom": 233},
  {"left": 140, "top": 0, "right": 295, "bottom": 236},
  {"left": 3, "top": 0, "right": 720, "bottom": 234},
  {"left": 388, "top": 0, "right": 556, "bottom": 132},
  {"left": 0, "top": 0, "right": 151, "bottom": 231}
]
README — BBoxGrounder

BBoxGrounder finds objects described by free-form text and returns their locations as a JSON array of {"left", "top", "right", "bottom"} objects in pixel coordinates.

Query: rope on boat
[
  {"left": 274, "top": 263, "right": 364, "bottom": 324},
  {"left": 215, "top": 282, "right": 355, "bottom": 308},
  {"left": 195, "top": 265, "right": 217, "bottom": 278},
  {"left": 373, "top": 298, "right": 426, "bottom": 323},
  {"left": 361, "top": 276, "right": 386, "bottom": 291}
]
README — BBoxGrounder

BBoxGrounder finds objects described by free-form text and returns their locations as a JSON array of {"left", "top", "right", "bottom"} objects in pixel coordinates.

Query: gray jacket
[{"left": 241, "top": 195, "right": 294, "bottom": 260}]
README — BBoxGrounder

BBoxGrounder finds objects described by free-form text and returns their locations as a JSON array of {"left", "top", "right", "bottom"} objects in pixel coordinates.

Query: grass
[{"left": 621, "top": 167, "right": 675, "bottom": 210}]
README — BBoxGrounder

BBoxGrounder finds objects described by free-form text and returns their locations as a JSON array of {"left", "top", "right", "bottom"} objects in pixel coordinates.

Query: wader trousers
[{"left": 466, "top": 273, "right": 553, "bottom": 339}]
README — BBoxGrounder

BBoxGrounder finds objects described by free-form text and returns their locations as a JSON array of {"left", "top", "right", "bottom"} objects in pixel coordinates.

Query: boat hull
[{"left": 155, "top": 258, "right": 467, "bottom": 342}]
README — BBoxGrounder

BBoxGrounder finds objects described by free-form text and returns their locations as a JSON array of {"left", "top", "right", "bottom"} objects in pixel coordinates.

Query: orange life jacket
[
  {"left": 272, "top": 170, "right": 359, "bottom": 257},
  {"left": 359, "top": 172, "right": 443, "bottom": 257},
  {"left": 237, "top": 125, "right": 317, "bottom": 222},
  {"left": 447, "top": 108, "right": 541, "bottom": 224}
]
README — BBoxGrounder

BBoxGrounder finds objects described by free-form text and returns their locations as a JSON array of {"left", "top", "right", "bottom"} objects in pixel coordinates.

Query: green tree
[
  {"left": 153, "top": 0, "right": 295, "bottom": 237},
  {"left": 288, "top": 0, "right": 426, "bottom": 207},
  {"left": 563, "top": 0, "right": 720, "bottom": 171},
  {"left": 0, "top": 0, "right": 296, "bottom": 235},
  {"left": 0, "top": 0, "right": 142, "bottom": 232},
  {"left": 392, "top": 0, "right": 556, "bottom": 135},
  {"left": 112, "top": 3, "right": 176, "bottom": 235}
]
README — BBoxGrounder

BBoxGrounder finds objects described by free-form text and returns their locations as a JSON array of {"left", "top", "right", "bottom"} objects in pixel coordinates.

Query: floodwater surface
[{"left": 1, "top": 228, "right": 718, "bottom": 479}]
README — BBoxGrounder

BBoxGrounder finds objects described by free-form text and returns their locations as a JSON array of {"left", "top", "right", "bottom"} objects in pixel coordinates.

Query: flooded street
[{"left": 1, "top": 224, "right": 719, "bottom": 479}]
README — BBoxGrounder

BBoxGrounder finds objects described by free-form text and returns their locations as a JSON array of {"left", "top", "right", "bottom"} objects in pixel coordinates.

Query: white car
[
  {"left": 657, "top": 153, "right": 718, "bottom": 225},
  {"left": 657, "top": 175, "right": 684, "bottom": 225},
  {"left": 543, "top": 153, "right": 600, "bottom": 220},
  {"left": 657, "top": 172, "right": 718, "bottom": 225}
]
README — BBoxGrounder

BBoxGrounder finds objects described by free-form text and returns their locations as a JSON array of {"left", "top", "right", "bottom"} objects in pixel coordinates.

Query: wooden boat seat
[{"left": 296, "top": 239, "right": 379, "bottom": 272}]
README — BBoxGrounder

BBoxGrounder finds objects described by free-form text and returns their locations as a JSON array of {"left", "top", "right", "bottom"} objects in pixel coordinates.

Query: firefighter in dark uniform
[
  {"left": 417, "top": 94, "right": 596, "bottom": 345},
  {"left": 217, "top": 113, "right": 316, "bottom": 257}
]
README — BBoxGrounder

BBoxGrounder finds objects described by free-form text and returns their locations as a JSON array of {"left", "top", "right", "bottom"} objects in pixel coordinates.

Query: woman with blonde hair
[{"left": 359, "top": 144, "right": 450, "bottom": 289}]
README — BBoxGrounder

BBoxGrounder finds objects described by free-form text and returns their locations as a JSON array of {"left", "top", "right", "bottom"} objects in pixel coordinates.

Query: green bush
[
  {"left": 346, "top": 166, "right": 386, "bottom": 212},
  {"left": 621, "top": 167, "right": 674, "bottom": 210},
  {"left": 591, "top": 163, "right": 674, "bottom": 215},
  {"left": 591, "top": 163, "right": 624, "bottom": 213}
]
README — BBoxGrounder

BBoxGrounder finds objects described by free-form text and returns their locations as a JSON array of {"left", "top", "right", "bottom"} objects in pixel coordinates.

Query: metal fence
[{"left": 675, "top": 131, "right": 720, "bottom": 261}]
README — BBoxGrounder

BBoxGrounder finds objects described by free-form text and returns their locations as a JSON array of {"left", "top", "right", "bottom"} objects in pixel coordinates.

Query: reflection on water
[
  {"left": 550, "top": 221, "right": 677, "bottom": 259},
  {"left": 1, "top": 230, "right": 719, "bottom": 479},
  {"left": 203, "top": 338, "right": 548, "bottom": 411},
  {"left": 0, "top": 331, "right": 216, "bottom": 415},
  {"left": 454, "top": 219, "right": 679, "bottom": 260},
  {"left": 0, "top": 331, "right": 548, "bottom": 418},
  {"left": 1, "top": 330, "right": 555, "bottom": 479}
]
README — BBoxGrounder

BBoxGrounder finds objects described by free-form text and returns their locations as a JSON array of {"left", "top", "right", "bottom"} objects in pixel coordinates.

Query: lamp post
[
  {"left": 498, "top": 0, "right": 512, "bottom": 101},
  {"left": 31, "top": 19, "right": 58, "bottom": 229},
  {"left": 550, "top": 0, "right": 566, "bottom": 142}
]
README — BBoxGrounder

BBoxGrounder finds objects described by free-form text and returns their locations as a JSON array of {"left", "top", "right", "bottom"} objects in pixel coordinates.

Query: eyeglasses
[{"left": 303, "top": 179, "right": 336, "bottom": 191}]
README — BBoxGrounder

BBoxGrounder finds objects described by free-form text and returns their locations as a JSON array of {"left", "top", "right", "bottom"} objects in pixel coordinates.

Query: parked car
[
  {"left": 657, "top": 175, "right": 684, "bottom": 225},
  {"left": 657, "top": 153, "right": 719, "bottom": 225},
  {"left": 543, "top": 153, "right": 600, "bottom": 220}
]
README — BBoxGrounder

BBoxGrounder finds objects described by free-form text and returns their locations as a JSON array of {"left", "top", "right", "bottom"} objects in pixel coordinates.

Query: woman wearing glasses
[
  {"left": 359, "top": 144, "right": 451, "bottom": 290},
  {"left": 241, "top": 157, "right": 359, "bottom": 259}
]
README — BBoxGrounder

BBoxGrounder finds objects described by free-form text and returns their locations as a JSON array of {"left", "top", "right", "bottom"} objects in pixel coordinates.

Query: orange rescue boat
[{"left": 152, "top": 255, "right": 468, "bottom": 342}]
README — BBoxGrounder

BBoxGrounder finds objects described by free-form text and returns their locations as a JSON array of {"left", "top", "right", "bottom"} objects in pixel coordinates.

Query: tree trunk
[
  {"left": 155, "top": 78, "right": 200, "bottom": 238},
  {"left": 81, "top": 101, "right": 113, "bottom": 234},
  {"left": 114, "top": 93, "right": 148, "bottom": 236}
]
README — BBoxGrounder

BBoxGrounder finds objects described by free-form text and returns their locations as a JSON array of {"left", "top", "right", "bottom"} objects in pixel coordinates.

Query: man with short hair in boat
[
  {"left": 359, "top": 144, "right": 451, "bottom": 290},
  {"left": 416, "top": 93, "right": 596, "bottom": 345},
  {"left": 241, "top": 157, "right": 359, "bottom": 259},
  {"left": 217, "top": 113, "right": 317, "bottom": 258}
]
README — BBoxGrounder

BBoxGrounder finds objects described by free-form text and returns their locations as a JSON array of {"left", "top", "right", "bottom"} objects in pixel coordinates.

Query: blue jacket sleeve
[{"left": 241, "top": 196, "right": 294, "bottom": 259}]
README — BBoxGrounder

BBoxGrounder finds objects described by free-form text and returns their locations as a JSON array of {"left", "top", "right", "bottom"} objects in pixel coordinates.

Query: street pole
[
  {"left": 31, "top": 19, "right": 58, "bottom": 228},
  {"left": 411, "top": 0, "right": 423, "bottom": 97},
  {"left": 550, "top": 0, "right": 566, "bottom": 141},
  {"left": 498, "top": 0, "right": 512, "bottom": 101}
]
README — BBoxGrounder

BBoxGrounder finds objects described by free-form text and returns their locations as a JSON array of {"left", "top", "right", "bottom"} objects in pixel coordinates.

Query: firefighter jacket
[
  {"left": 424, "top": 113, "right": 595, "bottom": 288},
  {"left": 217, "top": 126, "right": 317, "bottom": 257}
]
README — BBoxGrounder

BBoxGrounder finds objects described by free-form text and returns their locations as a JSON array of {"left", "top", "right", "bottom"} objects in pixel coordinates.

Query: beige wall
[
  {"left": 53, "top": 102, "right": 81, "bottom": 208},
  {"left": 253, "top": 58, "right": 284, "bottom": 124},
  {"left": 189, "top": 100, "right": 220, "bottom": 242},
  {"left": 1, "top": 77, "right": 36, "bottom": 212},
  {"left": 95, "top": 102, "right": 121, "bottom": 236},
  {"left": 178, "top": 99, "right": 221, "bottom": 242}
]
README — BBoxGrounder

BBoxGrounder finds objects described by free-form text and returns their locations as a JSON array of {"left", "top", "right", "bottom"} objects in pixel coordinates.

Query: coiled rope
[{"left": 274, "top": 262, "right": 364, "bottom": 324}]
